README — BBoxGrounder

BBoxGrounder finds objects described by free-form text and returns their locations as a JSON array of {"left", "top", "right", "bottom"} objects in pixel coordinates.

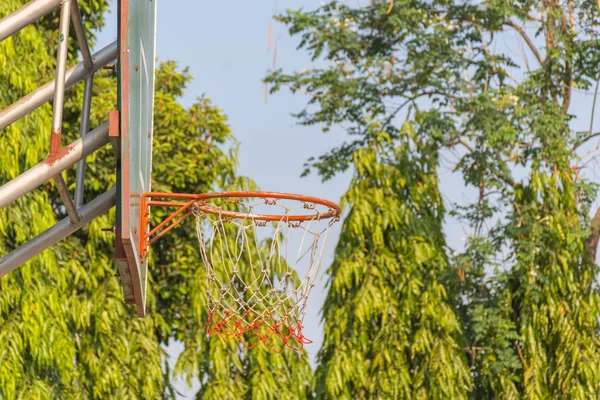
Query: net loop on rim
[{"left": 190, "top": 192, "right": 340, "bottom": 352}]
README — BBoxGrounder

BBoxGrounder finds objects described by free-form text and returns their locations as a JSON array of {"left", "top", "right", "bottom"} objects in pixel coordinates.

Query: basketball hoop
[{"left": 140, "top": 191, "right": 341, "bottom": 351}]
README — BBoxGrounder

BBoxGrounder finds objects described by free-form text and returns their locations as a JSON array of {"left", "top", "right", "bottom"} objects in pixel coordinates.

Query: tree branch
[
  {"left": 504, "top": 20, "right": 544, "bottom": 66},
  {"left": 372, "top": 91, "right": 457, "bottom": 137},
  {"left": 572, "top": 72, "right": 600, "bottom": 151},
  {"left": 451, "top": 139, "right": 516, "bottom": 187},
  {"left": 573, "top": 132, "right": 600, "bottom": 151},
  {"left": 585, "top": 73, "right": 600, "bottom": 143},
  {"left": 515, "top": 341, "right": 527, "bottom": 368},
  {"left": 586, "top": 207, "right": 600, "bottom": 263},
  {"left": 562, "top": 1, "right": 574, "bottom": 111}
]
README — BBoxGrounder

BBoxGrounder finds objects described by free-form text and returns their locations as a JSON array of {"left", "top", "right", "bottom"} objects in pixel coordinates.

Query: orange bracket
[
  {"left": 108, "top": 110, "right": 120, "bottom": 137},
  {"left": 139, "top": 193, "right": 201, "bottom": 262}
]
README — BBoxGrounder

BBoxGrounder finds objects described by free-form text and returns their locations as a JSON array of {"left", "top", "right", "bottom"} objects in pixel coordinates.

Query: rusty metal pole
[
  {"left": 50, "top": 0, "right": 72, "bottom": 155},
  {"left": 50, "top": 1, "right": 81, "bottom": 223},
  {"left": 0, "top": 122, "right": 109, "bottom": 209},
  {"left": 54, "top": 174, "right": 81, "bottom": 223}
]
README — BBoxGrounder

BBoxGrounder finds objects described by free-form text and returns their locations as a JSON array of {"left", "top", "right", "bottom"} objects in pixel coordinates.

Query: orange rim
[
  {"left": 140, "top": 191, "right": 341, "bottom": 261},
  {"left": 144, "top": 191, "right": 341, "bottom": 222}
]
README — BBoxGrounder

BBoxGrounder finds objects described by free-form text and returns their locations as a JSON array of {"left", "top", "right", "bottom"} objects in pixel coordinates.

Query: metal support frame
[
  {"left": 70, "top": 1, "right": 94, "bottom": 209},
  {"left": 50, "top": 0, "right": 72, "bottom": 154},
  {"left": 0, "top": 188, "right": 117, "bottom": 278},
  {"left": 50, "top": 1, "right": 77, "bottom": 222},
  {"left": 55, "top": 174, "right": 81, "bottom": 223},
  {"left": 70, "top": 1, "right": 93, "bottom": 70},
  {"left": 0, "top": 1, "right": 120, "bottom": 278},
  {"left": 0, "top": 0, "right": 61, "bottom": 42},
  {"left": 75, "top": 75, "right": 94, "bottom": 207},
  {"left": 0, "top": 122, "right": 109, "bottom": 208},
  {"left": 0, "top": 41, "right": 117, "bottom": 130}
]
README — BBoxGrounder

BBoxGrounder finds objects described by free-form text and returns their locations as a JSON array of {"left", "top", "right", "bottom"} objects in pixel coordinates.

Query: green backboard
[{"left": 117, "top": 0, "right": 157, "bottom": 317}]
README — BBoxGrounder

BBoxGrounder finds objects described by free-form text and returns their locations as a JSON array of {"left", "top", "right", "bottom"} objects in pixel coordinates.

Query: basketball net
[{"left": 192, "top": 197, "right": 338, "bottom": 352}]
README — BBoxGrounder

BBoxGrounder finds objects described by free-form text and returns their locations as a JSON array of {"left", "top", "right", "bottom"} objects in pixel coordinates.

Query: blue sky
[{"left": 93, "top": 1, "right": 600, "bottom": 398}]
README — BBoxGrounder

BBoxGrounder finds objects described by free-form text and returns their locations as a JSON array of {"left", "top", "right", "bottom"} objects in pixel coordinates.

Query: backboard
[{"left": 117, "top": 0, "right": 157, "bottom": 317}]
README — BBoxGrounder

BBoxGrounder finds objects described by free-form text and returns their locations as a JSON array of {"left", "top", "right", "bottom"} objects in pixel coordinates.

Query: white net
[{"left": 192, "top": 195, "right": 338, "bottom": 352}]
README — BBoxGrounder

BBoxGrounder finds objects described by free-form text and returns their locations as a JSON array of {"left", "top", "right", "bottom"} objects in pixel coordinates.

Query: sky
[{"left": 92, "top": 1, "right": 600, "bottom": 398}]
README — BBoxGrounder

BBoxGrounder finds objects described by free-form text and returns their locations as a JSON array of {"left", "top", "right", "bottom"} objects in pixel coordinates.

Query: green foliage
[
  {"left": 269, "top": 0, "right": 600, "bottom": 398},
  {"left": 315, "top": 127, "right": 471, "bottom": 399},
  {"left": 5, "top": 0, "right": 600, "bottom": 398},
  {"left": 504, "top": 167, "right": 600, "bottom": 397},
  {"left": 0, "top": 3, "right": 312, "bottom": 399}
]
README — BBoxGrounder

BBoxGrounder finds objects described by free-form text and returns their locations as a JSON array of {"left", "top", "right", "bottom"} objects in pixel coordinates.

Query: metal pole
[
  {"left": 0, "top": 0, "right": 62, "bottom": 42},
  {"left": 0, "top": 41, "right": 117, "bottom": 131},
  {"left": 50, "top": 0, "right": 72, "bottom": 154},
  {"left": 54, "top": 174, "right": 81, "bottom": 223},
  {"left": 49, "top": 0, "right": 78, "bottom": 225},
  {"left": 70, "top": 1, "right": 93, "bottom": 70},
  {"left": 0, "top": 121, "right": 109, "bottom": 209},
  {"left": 0, "top": 187, "right": 116, "bottom": 278},
  {"left": 74, "top": 74, "right": 94, "bottom": 207}
]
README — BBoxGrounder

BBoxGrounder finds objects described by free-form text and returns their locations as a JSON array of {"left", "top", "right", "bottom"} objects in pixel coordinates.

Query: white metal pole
[
  {"left": 50, "top": 1, "right": 79, "bottom": 223},
  {"left": 0, "top": 187, "right": 116, "bottom": 278},
  {"left": 50, "top": 0, "right": 72, "bottom": 153},
  {"left": 0, "top": 0, "right": 62, "bottom": 42},
  {"left": 0, "top": 41, "right": 117, "bottom": 131},
  {"left": 0, "top": 122, "right": 109, "bottom": 209}
]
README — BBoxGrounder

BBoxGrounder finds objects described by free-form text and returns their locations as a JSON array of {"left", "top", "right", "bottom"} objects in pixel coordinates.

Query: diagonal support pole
[
  {"left": 54, "top": 174, "right": 81, "bottom": 224},
  {"left": 70, "top": 0, "right": 93, "bottom": 70},
  {"left": 0, "top": 187, "right": 116, "bottom": 278}
]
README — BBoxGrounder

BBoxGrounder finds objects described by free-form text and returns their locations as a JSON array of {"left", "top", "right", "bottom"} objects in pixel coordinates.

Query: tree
[
  {"left": 0, "top": 2, "right": 313, "bottom": 398},
  {"left": 268, "top": 0, "right": 600, "bottom": 398},
  {"left": 315, "top": 126, "right": 471, "bottom": 398}
]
